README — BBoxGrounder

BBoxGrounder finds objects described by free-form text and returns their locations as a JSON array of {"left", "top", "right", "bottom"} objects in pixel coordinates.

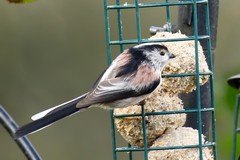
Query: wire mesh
[{"left": 104, "top": 0, "right": 216, "bottom": 160}]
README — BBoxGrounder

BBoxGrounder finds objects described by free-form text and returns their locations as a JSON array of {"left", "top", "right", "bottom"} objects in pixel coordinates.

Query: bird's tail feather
[{"left": 15, "top": 93, "right": 88, "bottom": 138}]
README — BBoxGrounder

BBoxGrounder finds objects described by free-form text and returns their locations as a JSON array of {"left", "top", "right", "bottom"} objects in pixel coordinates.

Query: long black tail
[{"left": 15, "top": 94, "right": 88, "bottom": 138}]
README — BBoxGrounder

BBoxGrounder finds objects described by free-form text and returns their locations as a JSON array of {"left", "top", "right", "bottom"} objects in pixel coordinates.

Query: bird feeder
[{"left": 104, "top": 0, "right": 218, "bottom": 159}]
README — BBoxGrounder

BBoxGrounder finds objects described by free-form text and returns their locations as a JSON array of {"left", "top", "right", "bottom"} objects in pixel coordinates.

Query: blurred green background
[{"left": 0, "top": 0, "right": 239, "bottom": 159}]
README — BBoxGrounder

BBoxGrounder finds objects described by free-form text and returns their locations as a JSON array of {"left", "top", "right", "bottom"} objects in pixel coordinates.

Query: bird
[{"left": 15, "top": 43, "right": 176, "bottom": 138}]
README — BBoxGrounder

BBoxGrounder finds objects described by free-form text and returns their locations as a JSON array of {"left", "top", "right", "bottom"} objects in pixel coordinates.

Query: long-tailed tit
[{"left": 15, "top": 43, "right": 175, "bottom": 138}]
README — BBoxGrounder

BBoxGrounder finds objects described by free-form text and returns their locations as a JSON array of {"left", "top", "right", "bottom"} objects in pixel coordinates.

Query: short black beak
[{"left": 169, "top": 53, "right": 176, "bottom": 59}]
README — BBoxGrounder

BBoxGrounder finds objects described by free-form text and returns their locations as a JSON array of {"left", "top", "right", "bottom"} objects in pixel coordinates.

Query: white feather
[{"left": 31, "top": 106, "right": 59, "bottom": 121}]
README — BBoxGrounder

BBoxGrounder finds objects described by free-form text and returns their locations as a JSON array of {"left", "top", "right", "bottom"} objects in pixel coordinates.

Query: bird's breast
[{"left": 129, "top": 63, "right": 161, "bottom": 92}]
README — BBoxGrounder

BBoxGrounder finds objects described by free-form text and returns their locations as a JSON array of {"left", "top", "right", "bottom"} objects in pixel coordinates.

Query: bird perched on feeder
[{"left": 15, "top": 43, "right": 175, "bottom": 138}]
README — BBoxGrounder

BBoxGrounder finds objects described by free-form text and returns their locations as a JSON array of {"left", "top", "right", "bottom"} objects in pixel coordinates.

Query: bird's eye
[{"left": 160, "top": 51, "right": 165, "bottom": 56}]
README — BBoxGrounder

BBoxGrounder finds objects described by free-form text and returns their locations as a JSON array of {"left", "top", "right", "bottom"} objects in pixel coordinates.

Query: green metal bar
[
  {"left": 128, "top": 143, "right": 133, "bottom": 160},
  {"left": 110, "top": 111, "right": 117, "bottom": 160},
  {"left": 109, "top": 35, "right": 210, "bottom": 45},
  {"left": 192, "top": 0, "right": 203, "bottom": 159},
  {"left": 116, "top": 0, "right": 124, "bottom": 52},
  {"left": 134, "top": 1, "right": 147, "bottom": 159},
  {"left": 140, "top": 106, "right": 148, "bottom": 160},
  {"left": 115, "top": 142, "right": 215, "bottom": 152},
  {"left": 204, "top": 1, "right": 217, "bottom": 160},
  {"left": 135, "top": 0, "right": 141, "bottom": 44},
  {"left": 104, "top": 0, "right": 112, "bottom": 64},
  {"left": 104, "top": 0, "right": 117, "bottom": 159},
  {"left": 162, "top": 71, "right": 213, "bottom": 78},
  {"left": 232, "top": 94, "right": 240, "bottom": 160},
  {"left": 114, "top": 108, "right": 214, "bottom": 118},
  {"left": 122, "top": 0, "right": 133, "bottom": 150},
  {"left": 107, "top": 0, "right": 208, "bottom": 10},
  {"left": 165, "top": 0, "right": 172, "bottom": 32}
]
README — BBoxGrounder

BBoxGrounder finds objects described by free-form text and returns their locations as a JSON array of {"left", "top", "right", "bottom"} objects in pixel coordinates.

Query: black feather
[
  {"left": 15, "top": 94, "right": 88, "bottom": 138},
  {"left": 116, "top": 48, "right": 147, "bottom": 77}
]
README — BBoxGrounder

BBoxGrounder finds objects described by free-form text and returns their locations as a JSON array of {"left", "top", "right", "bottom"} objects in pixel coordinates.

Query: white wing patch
[{"left": 94, "top": 79, "right": 127, "bottom": 95}]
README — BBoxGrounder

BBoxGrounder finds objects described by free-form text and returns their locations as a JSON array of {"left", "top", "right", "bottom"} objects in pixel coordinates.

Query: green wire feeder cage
[{"left": 103, "top": 0, "right": 217, "bottom": 160}]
